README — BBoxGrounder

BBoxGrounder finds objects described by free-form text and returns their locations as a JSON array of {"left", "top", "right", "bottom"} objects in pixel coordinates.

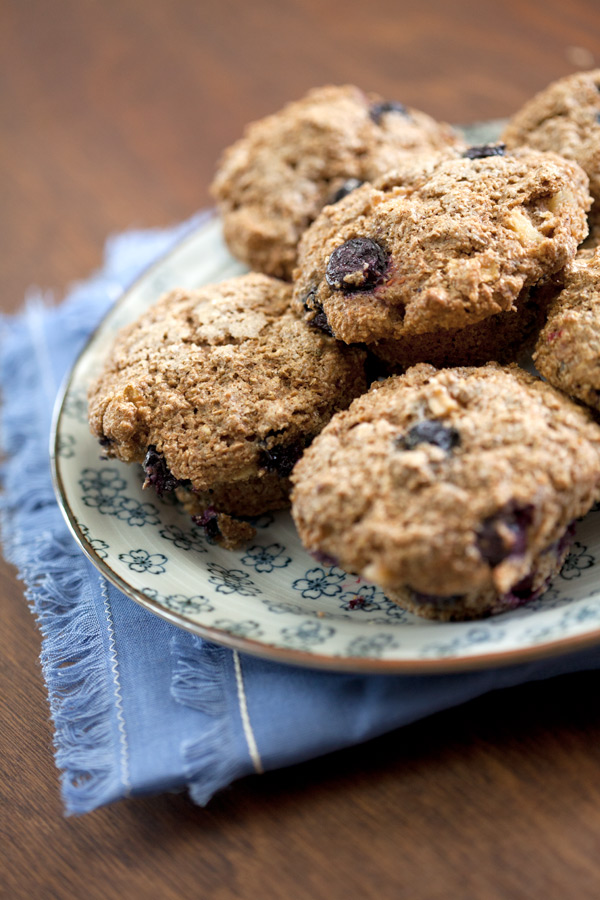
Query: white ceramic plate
[{"left": 51, "top": 126, "right": 600, "bottom": 673}]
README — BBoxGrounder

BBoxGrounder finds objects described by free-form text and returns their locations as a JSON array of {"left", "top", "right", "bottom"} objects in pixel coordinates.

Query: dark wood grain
[{"left": 3, "top": 1, "right": 600, "bottom": 897}]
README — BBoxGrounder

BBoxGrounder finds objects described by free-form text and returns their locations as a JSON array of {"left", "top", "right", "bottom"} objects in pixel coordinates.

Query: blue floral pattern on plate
[
  {"left": 241, "top": 543, "right": 291, "bottom": 573},
  {"left": 420, "top": 626, "right": 506, "bottom": 659},
  {"left": 143, "top": 588, "right": 215, "bottom": 615},
  {"left": 80, "top": 467, "right": 162, "bottom": 526},
  {"left": 62, "top": 388, "right": 89, "bottom": 424},
  {"left": 78, "top": 522, "right": 110, "bottom": 559},
  {"left": 118, "top": 549, "right": 168, "bottom": 575},
  {"left": 213, "top": 619, "right": 264, "bottom": 638},
  {"left": 559, "top": 542, "right": 595, "bottom": 580},
  {"left": 346, "top": 633, "right": 400, "bottom": 658},
  {"left": 57, "top": 433, "right": 76, "bottom": 459},
  {"left": 280, "top": 621, "right": 336, "bottom": 649},
  {"left": 159, "top": 522, "right": 207, "bottom": 553},
  {"left": 207, "top": 563, "right": 262, "bottom": 597},
  {"left": 292, "top": 566, "right": 345, "bottom": 600}
]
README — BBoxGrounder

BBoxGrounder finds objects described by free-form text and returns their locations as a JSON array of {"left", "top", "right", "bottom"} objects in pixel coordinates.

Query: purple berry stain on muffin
[
  {"left": 501, "top": 556, "right": 566, "bottom": 608},
  {"left": 142, "top": 446, "right": 181, "bottom": 496},
  {"left": 396, "top": 420, "right": 461, "bottom": 454},
  {"left": 506, "top": 572, "right": 538, "bottom": 602},
  {"left": 556, "top": 521, "right": 577, "bottom": 557},
  {"left": 302, "top": 288, "right": 334, "bottom": 336},
  {"left": 462, "top": 143, "right": 506, "bottom": 160},
  {"left": 369, "top": 100, "right": 409, "bottom": 124},
  {"left": 192, "top": 506, "right": 221, "bottom": 541},
  {"left": 259, "top": 441, "right": 305, "bottom": 477},
  {"left": 329, "top": 178, "right": 364, "bottom": 204},
  {"left": 476, "top": 502, "right": 534, "bottom": 567},
  {"left": 326, "top": 237, "right": 389, "bottom": 292},
  {"left": 310, "top": 549, "right": 340, "bottom": 568}
]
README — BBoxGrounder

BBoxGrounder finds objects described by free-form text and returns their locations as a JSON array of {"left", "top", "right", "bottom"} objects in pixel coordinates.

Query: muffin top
[
  {"left": 534, "top": 249, "right": 600, "bottom": 410},
  {"left": 292, "top": 145, "right": 590, "bottom": 344},
  {"left": 291, "top": 363, "right": 600, "bottom": 598},
  {"left": 211, "top": 84, "right": 462, "bottom": 280},
  {"left": 502, "top": 69, "right": 600, "bottom": 207}
]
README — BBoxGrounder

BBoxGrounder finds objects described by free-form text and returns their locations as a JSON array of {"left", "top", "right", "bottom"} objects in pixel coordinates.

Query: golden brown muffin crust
[
  {"left": 88, "top": 273, "right": 368, "bottom": 517},
  {"left": 291, "top": 364, "right": 600, "bottom": 619},
  {"left": 212, "top": 85, "right": 462, "bottom": 280},
  {"left": 292, "top": 147, "right": 590, "bottom": 346}
]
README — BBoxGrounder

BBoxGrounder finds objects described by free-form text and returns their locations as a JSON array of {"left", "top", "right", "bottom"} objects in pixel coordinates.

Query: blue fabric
[{"left": 2, "top": 214, "right": 600, "bottom": 816}]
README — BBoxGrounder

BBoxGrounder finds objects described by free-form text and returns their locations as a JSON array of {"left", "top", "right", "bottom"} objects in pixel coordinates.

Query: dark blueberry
[
  {"left": 476, "top": 502, "right": 534, "bottom": 567},
  {"left": 258, "top": 441, "right": 305, "bottom": 478},
  {"left": 311, "top": 307, "right": 334, "bottom": 336},
  {"left": 310, "top": 549, "right": 339, "bottom": 568},
  {"left": 302, "top": 289, "right": 334, "bottom": 336},
  {"left": 330, "top": 178, "right": 364, "bottom": 204},
  {"left": 370, "top": 100, "right": 409, "bottom": 124},
  {"left": 348, "top": 596, "right": 366, "bottom": 609},
  {"left": 462, "top": 143, "right": 506, "bottom": 160},
  {"left": 396, "top": 420, "right": 461, "bottom": 454},
  {"left": 325, "top": 237, "right": 389, "bottom": 292},
  {"left": 501, "top": 570, "right": 554, "bottom": 608},
  {"left": 508, "top": 573, "right": 535, "bottom": 601},
  {"left": 192, "top": 506, "right": 220, "bottom": 541},
  {"left": 142, "top": 446, "right": 180, "bottom": 496},
  {"left": 98, "top": 435, "right": 114, "bottom": 448}
]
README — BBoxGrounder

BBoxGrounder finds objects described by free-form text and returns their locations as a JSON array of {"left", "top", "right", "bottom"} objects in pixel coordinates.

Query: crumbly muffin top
[
  {"left": 292, "top": 146, "right": 590, "bottom": 344},
  {"left": 211, "top": 84, "right": 462, "bottom": 280},
  {"left": 291, "top": 363, "right": 600, "bottom": 598},
  {"left": 534, "top": 249, "right": 600, "bottom": 409},
  {"left": 502, "top": 69, "right": 600, "bottom": 206},
  {"left": 88, "top": 273, "right": 367, "bottom": 490}
]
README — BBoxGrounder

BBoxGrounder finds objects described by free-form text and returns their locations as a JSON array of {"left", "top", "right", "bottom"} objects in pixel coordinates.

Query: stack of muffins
[{"left": 88, "top": 74, "right": 600, "bottom": 621}]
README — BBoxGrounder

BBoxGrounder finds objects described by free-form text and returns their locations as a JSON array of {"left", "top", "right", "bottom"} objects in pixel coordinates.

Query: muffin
[
  {"left": 212, "top": 84, "right": 462, "bottom": 280},
  {"left": 88, "top": 273, "right": 367, "bottom": 546},
  {"left": 291, "top": 363, "right": 600, "bottom": 619}
]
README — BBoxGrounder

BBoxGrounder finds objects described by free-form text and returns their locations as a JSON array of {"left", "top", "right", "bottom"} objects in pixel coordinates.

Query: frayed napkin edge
[{"left": 0, "top": 213, "right": 210, "bottom": 814}]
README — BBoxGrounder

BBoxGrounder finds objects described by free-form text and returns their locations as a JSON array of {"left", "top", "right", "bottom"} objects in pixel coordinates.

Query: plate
[{"left": 51, "top": 126, "right": 600, "bottom": 673}]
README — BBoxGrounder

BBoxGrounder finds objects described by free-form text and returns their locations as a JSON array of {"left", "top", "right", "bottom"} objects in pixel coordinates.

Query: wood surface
[{"left": 2, "top": 0, "right": 600, "bottom": 897}]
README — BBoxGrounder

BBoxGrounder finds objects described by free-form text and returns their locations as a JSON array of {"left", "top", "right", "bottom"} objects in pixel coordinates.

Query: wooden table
[{"left": 3, "top": 1, "right": 600, "bottom": 897}]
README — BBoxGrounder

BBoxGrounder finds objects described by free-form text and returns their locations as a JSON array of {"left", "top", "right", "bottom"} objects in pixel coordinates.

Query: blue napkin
[{"left": 2, "top": 213, "right": 600, "bottom": 816}]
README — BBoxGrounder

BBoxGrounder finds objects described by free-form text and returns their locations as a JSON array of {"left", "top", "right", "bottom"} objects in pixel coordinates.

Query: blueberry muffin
[
  {"left": 534, "top": 249, "right": 600, "bottom": 411},
  {"left": 502, "top": 70, "right": 600, "bottom": 217},
  {"left": 88, "top": 273, "right": 367, "bottom": 547},
  {"left": 293, "top": 145, "right": 590, "bottom": 364},
  {"left": 291, "top": 363, "right": 600, "bottom": 620},
  {"left": 211, "top": 84, "right": 462, "bottom": 280}
]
